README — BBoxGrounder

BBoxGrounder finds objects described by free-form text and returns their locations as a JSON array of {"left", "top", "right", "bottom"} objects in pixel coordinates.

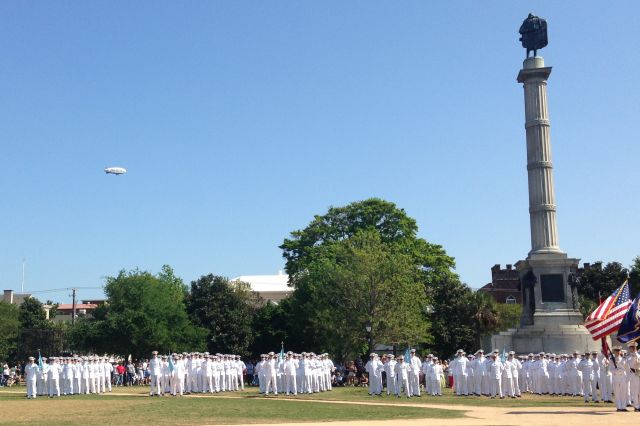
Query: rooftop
[{"left": 231, "top": 272, "right": 290, "bottom": 294}]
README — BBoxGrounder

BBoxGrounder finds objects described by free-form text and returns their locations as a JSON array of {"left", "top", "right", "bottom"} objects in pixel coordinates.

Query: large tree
[
  {"left": 0, "top": 301, "right": 20, "bottom": 362},
  {"left": 186, "top": 275, "right": 260, "bottom": 356},
  {"left": 18, "top": 297, "right": 49, "bottom": 330},
  {"left": 280, "top": 198, "right": 455, "bottom": 359},
  {"left": 78, "top": 266, "right": 206, "bottom": 358},
  {"left": 577, "top": 261, "right": 632, "bottom": 318},
  {"left": 250, "top": 301, "right": 290, "bottom": 356},
  {"left": 306, "top": 230, "right": 429, "bottom": 358},
  {"left": 425, "top": 276, "right": 476, "bottom": 357}
]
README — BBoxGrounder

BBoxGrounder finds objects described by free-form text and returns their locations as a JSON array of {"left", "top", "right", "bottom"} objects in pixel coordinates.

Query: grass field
[
  {"left": 0, "top": 386, "right": 463, "bottom": 425},
  {"left": 0, "top": 385, "right": 612, "bottom": 425}
]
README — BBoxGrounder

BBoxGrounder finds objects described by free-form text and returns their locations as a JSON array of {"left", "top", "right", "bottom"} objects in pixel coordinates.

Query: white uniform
[
  {"left": 598, "top": 355, "right": 612, "bottom": 402},
  {"left": 409, "top": 354, "right": 421, "bottom": 396},
  {"left": 578, "top": 356, "right": 597, "bottom": 402},
  {"left": 626, "top": 349, "right": 640, "bottom": 410},
  {"left": 365, "top": 356, "right": 382, "bottom": 395},
  {"left": 453, "top": 355, "right": 468, "bottom": 396},
  {"left": 25, "top": 361, "right": 38, "bottom": 398},
  {"left": 610, "top": 353, "right": 628, "bottom": 410},
  {"left": 489, "top": 358, "right": 504, "bottom": 398},
  {"left": 47, "top": 360, "right": 62, "bottom": 397},
  {"left": 149, "top": 355, "right": 163, "bottom": 396},
  {"left": 264, "top": 357, "right": 278, "bottom": 395},
  {"left": 395, "top": 360, "right": 411, "bottom": 397},
  {"left": 385, "top": 358, "right": 398, "bottom": 395},
  {"left": 283, "top": 357, "right": 297, "bottom": 395}
]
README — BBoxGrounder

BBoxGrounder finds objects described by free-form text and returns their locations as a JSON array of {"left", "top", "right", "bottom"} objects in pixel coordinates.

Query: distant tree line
[{"left": 1, "top": 198, "right": 636, "bottom": 364}]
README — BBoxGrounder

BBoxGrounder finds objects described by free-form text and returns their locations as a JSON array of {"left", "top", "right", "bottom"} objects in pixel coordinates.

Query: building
[
  {"left": 52, "top": 302, "right": 99, "bottom": 323},
  {"left": 479, "top": 262, "right": 596, "bottom": 305},
  {"left": 478, "top": 264, "right": 521, "bottom": 304},
  {"left": 2, "top": 289, "right": 32, "bottom": 305},
  {"left": 231, "top": 272, "right": 292, "bottom": 303}
]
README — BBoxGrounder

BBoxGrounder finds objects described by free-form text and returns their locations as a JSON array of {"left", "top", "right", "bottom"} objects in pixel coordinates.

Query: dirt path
[{"left": 224, "top": 398, "right": 634, "bottom": 426}]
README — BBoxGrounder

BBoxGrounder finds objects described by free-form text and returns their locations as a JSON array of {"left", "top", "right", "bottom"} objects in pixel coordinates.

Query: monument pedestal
[
  {"left": 491, "top": 253, "right": 599, "bottom": 354},
  {"left": 492, "top": 324, "right": 600, "bottom": 354}
]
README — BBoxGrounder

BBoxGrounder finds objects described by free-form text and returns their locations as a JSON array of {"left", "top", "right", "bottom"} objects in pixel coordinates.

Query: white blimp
[{"left": 104, "top": 167, "right": 127, "bottom": 175}]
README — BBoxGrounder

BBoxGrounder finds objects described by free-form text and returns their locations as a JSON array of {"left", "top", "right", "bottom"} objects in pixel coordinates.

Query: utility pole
[{"left": 72, "top": 288, "right": 77, "bottom": 326}]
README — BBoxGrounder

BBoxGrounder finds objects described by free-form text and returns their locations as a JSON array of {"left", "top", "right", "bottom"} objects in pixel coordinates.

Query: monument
[{"left": 491, "top": 14, "right": 599, "bottom": 354}]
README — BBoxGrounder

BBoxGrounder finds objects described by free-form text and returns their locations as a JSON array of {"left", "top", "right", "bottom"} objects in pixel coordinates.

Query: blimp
[{"left": 104, "top": 167, "right": 127, "bottom": 175}]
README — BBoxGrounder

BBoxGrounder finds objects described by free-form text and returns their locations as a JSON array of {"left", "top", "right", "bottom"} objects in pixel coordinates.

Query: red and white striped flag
[{"left": 585, "top": 280, "right": 631, "bottom": 341}]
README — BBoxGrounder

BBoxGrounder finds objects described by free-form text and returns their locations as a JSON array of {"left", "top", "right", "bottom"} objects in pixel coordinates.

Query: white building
[{"left": 231, "top": 272, "right": 291, "bottom": 303}]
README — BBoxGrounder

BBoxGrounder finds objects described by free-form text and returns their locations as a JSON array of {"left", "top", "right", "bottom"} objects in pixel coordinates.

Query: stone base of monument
[
  {"left": 489, "top": 254, "right": 600, "bottom": 354},
  {"left": 491, "top": 321, "right": 600, "bottom": 354}
]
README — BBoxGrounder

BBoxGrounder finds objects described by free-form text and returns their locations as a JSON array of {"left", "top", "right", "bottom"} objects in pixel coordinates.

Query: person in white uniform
[
  {"left": 609, "top": 346, "right": 628, "bottom": 410},
  {"left": 25, "top": 357, "right": 38, "bottom": 399},
  {"left": 149, "top": 351, "right": 163, "bottom": 396}
]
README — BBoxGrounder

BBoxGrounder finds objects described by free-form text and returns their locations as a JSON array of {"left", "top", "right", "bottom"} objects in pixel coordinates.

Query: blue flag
[
  {"left": 404, "top": 347, "right": 411, "bottom": 362},
  {"left": 38, "top": 351, "right": 43, "bottom": 370},
  {"left": 501, "top": 346, "right": 507, "bottom": 363},
  {"left": 617, "top": 294, "right": 640, "bottom": 344},
  {"left": 279, "top": 344, "right": 285, "bottom": 361},
  {"left": 168, "top": 355, "right": 175, "bottom": 373}
]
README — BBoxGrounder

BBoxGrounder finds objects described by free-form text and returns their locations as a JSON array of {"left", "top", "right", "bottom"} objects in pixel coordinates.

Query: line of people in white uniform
[
  {"left": 148, "top": 351, "right": 248, "bottom": 397},
  {"left": 362, "top": 343, "right": 640, "bottom": 408},
  {"left": 447, "top": 343, "right": 640, "bottom": 410},
  {"left": 24, "top": 355, "right": 114, "bottom": 399},
  {"left": 365, "top": 349, "right": 445, "bottom": 398},
  {"left": 254, "top": 351, "right": 335, "bottom": 396}
]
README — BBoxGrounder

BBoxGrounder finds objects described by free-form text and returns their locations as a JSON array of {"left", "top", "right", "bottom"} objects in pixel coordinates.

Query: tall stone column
[
  {"left": 490, "top": 17, "right": 599, "bottom": 355},
  {"left": 517, "top": 57, "right": 563, "bottom": 256}
]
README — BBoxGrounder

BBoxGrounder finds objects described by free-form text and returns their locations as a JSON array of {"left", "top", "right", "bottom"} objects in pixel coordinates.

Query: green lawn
[
  {"left": 0, "top": 386, "right": 463, "bottom": 425},
  {"left": 282, "top": 386, "right": 607, "bottom": 408},
  {"left": 0, "top": 383, "right": 610, "bottom": 425}
]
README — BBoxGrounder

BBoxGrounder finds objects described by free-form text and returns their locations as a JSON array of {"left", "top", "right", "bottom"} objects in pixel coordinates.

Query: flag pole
[{"left": 598, "top": 291, "right": 608, "bottom": 356}]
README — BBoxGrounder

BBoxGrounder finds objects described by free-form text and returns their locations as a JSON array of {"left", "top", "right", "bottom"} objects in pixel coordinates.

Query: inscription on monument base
[{"left": 540, "top": 274, "right": 564, "bottom": 303}]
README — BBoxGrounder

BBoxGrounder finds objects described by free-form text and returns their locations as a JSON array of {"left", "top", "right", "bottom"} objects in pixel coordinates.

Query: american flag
[{"left": 585, "top": 280, "right": 631, "bottom": 341}]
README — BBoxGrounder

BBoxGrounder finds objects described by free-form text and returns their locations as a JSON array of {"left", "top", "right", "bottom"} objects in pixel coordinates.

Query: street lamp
[{"left": 365, "top": 323, "right": 372, "bottom": 356}]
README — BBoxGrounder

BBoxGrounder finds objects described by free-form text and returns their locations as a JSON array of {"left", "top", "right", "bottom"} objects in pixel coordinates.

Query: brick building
[
  {"left": 478, "top": 264, "right": 521, "bottom": 304},
  {"left": 479, "top": 262, "right": 597, "bottom": 304}
]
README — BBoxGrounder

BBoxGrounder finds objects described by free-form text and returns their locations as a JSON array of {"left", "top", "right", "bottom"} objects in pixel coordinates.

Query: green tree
[
  {"left": 250, "top": 301, "right": 289, "bottom": 355},
  {"left": 0, "top": 301, "right": 20, "bottom": 362},
  {"left": 95, "top": 266, "right": 206, "bottom": 358},
  {"left": 186, "top": 275, "right": 261, "bottom": 356},
  {"left": 281, "top": 198, "right": 455, "bottom": 285},
  {"left": 630, "top": 256, "right": 640, "bottom": 296},
  {"left": 494, "top": 303, "right": 522, "bottom": 330},
  {"left": 281, "top": 199, "right": 454, "bottom": 359},
  {"left": 426, "top": 276, "right": 476, "bottom": 358},
  {"left": 307, "top": 230, "right": 429, "bottom": 358},
  {"left": 18, "top": 297, "right": 49, "bottom": 329},
  {"left": 577, "top": 261, "right": 630, "bottom": 318},
  {"left": 470, "top": 291, "right": 500, "bottom": 350}
]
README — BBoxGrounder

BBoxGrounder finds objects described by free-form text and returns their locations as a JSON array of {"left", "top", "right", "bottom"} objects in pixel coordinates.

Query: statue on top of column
[{"left": 519, "top": 13, "right": 548, "bottom": 58}]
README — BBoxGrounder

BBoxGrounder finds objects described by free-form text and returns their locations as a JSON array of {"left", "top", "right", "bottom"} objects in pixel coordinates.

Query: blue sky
[{"left": 1, "top": 2, "right": 638, "bottom": 303}]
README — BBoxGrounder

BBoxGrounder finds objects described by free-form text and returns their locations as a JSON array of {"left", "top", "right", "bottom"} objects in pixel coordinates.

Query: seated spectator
[
  {"left": 360, "top": 373, "right": 369, "bottom": 387},
  {"left": 346, "top": 361, "right": 357, "bottom": 386}
]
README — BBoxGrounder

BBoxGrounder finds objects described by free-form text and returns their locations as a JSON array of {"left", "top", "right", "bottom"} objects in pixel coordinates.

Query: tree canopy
[
  {"left": 71, "top": 266, "right": 206, "bottom": 357},
  {"left": 0, "top": 301, "right": 20, "bottom": 362},
  {"left": 18, "top": 297, "right": 49, "bottom": 330},
  {"left": 280, "top": 198, "right": 454, "bottom": 359},
  {"left": 186, "top": 275, "right": 261, "bottom": 356}
]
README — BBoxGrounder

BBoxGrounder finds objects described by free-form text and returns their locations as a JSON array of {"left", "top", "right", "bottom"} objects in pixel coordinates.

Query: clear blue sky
[{"left": 2, "top": 2, "right": 638, "bottom": 303}]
